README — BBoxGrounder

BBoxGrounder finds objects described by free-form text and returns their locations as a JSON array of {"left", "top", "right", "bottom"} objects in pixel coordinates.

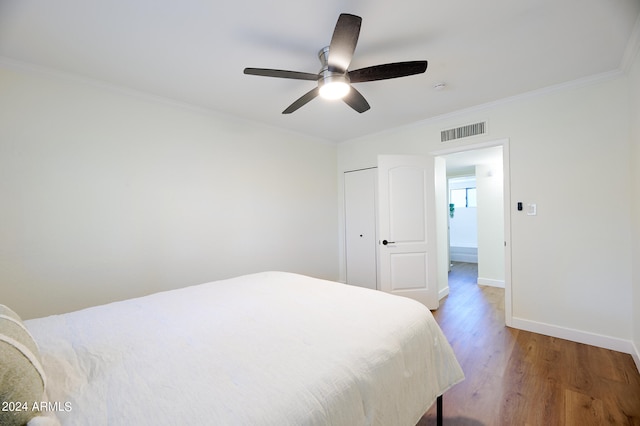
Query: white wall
[
  {"left": 476, "top": 161, "right": 504, "bottom": 287},
  {"left": 338, "top": 74, "right": 633, "bottom": 350},
  {"left": 448, "top": 176, "right": 478, "bottom": 250},
  {"left": 629, "top": 47, "right": 640, "bottom": 366},
  {"left": 0, "top": 65, "right": 339, "bottom": 319}
]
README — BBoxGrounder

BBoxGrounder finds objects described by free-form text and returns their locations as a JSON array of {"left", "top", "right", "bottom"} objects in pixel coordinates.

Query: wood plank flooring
[{"left": 417, "top": 262, "right": 640, "bottom": 425}]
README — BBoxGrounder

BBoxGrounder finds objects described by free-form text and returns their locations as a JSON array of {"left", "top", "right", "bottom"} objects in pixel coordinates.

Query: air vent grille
[{"left": 441, "top": 121, "right": 487, "bottom": 142}]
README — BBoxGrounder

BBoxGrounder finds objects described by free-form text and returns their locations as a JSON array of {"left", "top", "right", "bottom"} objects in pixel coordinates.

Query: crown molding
[
  {"left": 345, "top": 69, "right": 623, "bottom": 144},
  {"left": 621, "top": 13, "right": 640, "bottom": 73},
  {"left": 0, "top": 56, "right": 336, "bottom": 146}
]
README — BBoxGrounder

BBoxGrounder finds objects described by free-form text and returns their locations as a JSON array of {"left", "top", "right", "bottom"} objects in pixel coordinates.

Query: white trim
[
  {"left": 450, "top": 246, "right": 478, "bottom": 263},
  {"left": 632, "top": 341, "right": 640, "bottom": 375},
  {"left": 439, "top": 286, "right": 450, "bottom": 301},
  {"left": 346, "top": 71, "right": 622, "bottom": 144},
  {"left": 477, "top": 277, "right": 504, "bottom": 288},
  {"left": 502, "top": 140, "right": 512, "bottom": 327},
  {"left": 431, "top": 138, "right": 506, "bottom": 158},
  {"left": 621, "top": 13, "right": 640, "bottom": 73},
  {"left": 417, "top": 71, "right": 622, "bottom": 126},
  {"left": 511, "top": 317, "right": 635, "bottom": 356},
  {"left": 0, "top": 56, "right": 336, "bottom": 146},
  {"left": 450, "top": 254, "right": 478, "bottom": 263},
  {"left": 0, "top": 55, "right": 220, "bottom": 114}
]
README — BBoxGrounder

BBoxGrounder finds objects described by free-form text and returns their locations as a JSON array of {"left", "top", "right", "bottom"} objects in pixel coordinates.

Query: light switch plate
[{"left": 527, "top": 203, "right": 537, "bottom": 216}]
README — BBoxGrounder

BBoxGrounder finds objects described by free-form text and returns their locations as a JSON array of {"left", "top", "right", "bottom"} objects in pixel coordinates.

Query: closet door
[{"left": 344, "top": 168, "right": 377, "bottom": 290}]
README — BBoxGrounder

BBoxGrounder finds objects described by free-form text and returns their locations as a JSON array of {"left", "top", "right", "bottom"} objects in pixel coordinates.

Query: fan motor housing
[{"left": 317, "top": 46, "right": 351, "bottom": 99}]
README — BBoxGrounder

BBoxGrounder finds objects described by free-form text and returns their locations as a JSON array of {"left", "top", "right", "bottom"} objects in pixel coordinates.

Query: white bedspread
[{"left": 25, "top": 272, "right": 463, "bottom": 426}]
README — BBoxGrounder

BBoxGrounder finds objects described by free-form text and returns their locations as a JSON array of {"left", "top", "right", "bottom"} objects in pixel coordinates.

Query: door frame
[{"left": 431, "top": 138, "right": 512, "bottom": 327}]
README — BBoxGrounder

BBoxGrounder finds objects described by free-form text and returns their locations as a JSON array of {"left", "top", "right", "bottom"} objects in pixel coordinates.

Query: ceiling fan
[{"left": 243, "top": 13, "right": 428, "bottom": 114}]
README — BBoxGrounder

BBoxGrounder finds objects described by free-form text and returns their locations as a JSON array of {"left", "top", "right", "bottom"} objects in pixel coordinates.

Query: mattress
[{"left": 24, "top": 271, "right": 464, "bottom": 425}]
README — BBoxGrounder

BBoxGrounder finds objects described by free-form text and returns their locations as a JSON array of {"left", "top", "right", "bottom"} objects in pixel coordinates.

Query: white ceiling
[{"left": 1, "top": 0, "right": 639, "bottom": 142}]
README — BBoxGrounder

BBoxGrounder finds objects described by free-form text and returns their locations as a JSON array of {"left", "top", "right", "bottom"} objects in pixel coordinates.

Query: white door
[
  {"left": 377, "top": 155, "right": 439, "bottom": 309},
  {"left": 344, "top": 168, "right": 377, "bottom": 290}
]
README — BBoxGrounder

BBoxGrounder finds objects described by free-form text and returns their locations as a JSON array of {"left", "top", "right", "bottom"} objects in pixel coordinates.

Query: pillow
[
  {"left": 27, "top": 416, "right": 61, "bottom": 426},
  {"left": 0, "top": 304, "right": 46, "bottom": 426}
]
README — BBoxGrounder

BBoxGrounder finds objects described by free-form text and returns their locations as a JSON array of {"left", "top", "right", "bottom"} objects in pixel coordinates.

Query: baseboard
[
  {"left": 477, "top": 277, "right": 505, "bottom": 288},
  {"left": 632, "top": 341, "right": 640, "bottom": 375},
  {"left": 438, "top": 286, "right": 450, "bottom": 301},
  {"left": 450, "top": 254, "right": 478, "bottom": 263},
  {"left": 449, "top": 246, "right": 478, "bottom": 263},
  {"left": 510, "top": 317, "right": 635, "bottom": 356}
]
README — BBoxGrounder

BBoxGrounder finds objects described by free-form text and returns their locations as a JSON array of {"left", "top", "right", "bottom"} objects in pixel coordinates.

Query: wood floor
[{"left": 418, "top": 262, "right": 640, "bottom": 425}]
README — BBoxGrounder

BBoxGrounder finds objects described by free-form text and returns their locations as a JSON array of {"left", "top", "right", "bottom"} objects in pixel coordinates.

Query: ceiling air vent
[{"left": 441, "top": 121, "right": 487, "bottom": 142}]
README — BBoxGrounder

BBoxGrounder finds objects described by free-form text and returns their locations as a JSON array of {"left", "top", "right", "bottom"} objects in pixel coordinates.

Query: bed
[{"left": 2, "top": 271, "right": 464, "bottom": 425}]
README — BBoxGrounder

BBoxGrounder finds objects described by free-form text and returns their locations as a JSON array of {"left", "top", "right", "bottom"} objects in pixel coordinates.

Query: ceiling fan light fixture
[
  {"left": 319, "top": 81, "right": 351, "bottom": 100},
  {"left": 319, "top": 72, "right": 351, "bottom": 100}
]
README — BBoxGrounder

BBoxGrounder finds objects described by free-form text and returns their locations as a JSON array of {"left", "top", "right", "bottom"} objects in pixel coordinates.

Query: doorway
[
  {"left": 343, "top": 156, "right": 439, "bottom": 309},
  {"left": 433, "top": 140, "right": 511, "bottom": 325},
  {"left": 447, "top": 173, "right": 480, "bottom": 296},
  {"left": 448, "top": 175, "right": 478, "bottom": 265}
]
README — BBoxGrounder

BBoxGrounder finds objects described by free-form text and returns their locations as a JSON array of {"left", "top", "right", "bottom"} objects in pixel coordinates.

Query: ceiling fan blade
[
  {"left": 342, "top": 86, "right": 370, "bottom": 113},
  {"left": 348, "top": 61, "right": 428, "bottom": 83},
  {"left": 244, "top": 68, "right": 318, "bottom": 81},
  {"left": 327, "top": 13, "right": 362, "bottom": 72},
  {"left": 282, "top": 87, "right": 320, "bottom": 114}
]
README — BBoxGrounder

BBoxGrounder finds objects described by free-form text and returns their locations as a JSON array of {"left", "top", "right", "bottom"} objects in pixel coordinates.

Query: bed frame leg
[{"left": 437, "top": 394, "right": 443, "bottom": 426}]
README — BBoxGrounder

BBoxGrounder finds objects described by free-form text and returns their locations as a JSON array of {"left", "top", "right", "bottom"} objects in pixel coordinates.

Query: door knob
[{"left": 382, "top": 239, "right": 395, "bottom": 245}]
